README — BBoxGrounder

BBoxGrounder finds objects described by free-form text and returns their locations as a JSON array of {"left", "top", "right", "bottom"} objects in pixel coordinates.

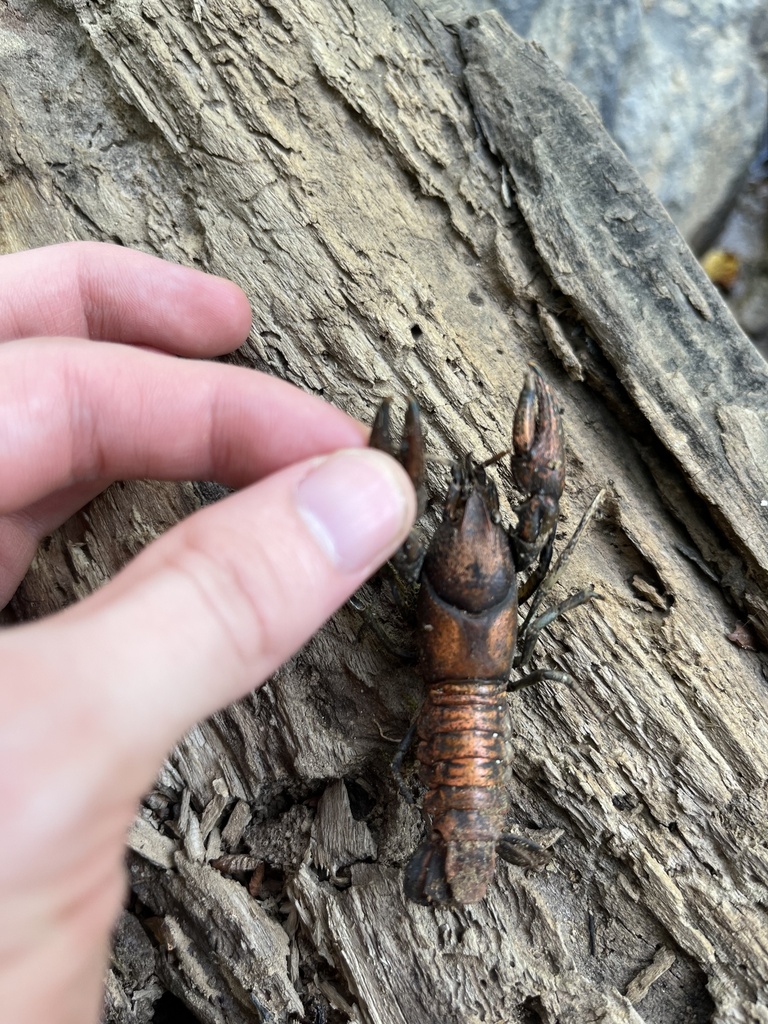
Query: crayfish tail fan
[
  {"left": 403, "top": 838, "right": 450, "bottom": 905},
  {"left": 403, "top": 836, "right": 497, "bottom": 905}
]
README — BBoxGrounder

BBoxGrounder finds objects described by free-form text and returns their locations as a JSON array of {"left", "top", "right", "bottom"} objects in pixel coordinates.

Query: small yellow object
[{"left": 701, "top": 249, "right": 740, "bottom": 291}]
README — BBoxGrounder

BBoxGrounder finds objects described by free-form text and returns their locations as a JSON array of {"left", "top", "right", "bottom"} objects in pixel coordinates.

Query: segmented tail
[{"left": 407, "top": 680, "right": 511, "bottom": 905}]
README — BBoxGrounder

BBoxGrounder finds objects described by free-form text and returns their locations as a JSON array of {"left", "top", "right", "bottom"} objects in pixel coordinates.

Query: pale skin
[{"left": 0, "top": 242, "right": 417, "bottom": 1024}]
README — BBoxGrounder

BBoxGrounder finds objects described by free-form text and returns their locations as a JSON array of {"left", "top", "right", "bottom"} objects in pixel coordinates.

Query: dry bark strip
[{"left": 1, "top": 2, "right": 767, "bottom": 1022}]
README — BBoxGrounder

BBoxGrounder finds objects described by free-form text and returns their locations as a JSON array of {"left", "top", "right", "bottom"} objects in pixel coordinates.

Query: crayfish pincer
[{"left": 366, "top": 366, "right": 603, "bottom": 906}]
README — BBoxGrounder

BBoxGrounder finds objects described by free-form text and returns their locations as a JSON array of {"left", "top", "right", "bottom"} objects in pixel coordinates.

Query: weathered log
[
  {"left": 2, "top": 2, "right": 767, "bottom": 1022},
  {"left": 446, "top": 0, "right": 768, "bottom": 253}
]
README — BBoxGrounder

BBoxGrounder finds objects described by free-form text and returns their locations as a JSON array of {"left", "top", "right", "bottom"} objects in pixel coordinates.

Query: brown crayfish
[{"left": 365, "top": 366, "right": 602, "bottom": 905}]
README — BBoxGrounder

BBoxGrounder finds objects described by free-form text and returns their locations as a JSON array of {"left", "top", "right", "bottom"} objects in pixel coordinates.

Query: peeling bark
[{"left": 2, "top": 2, "right": 767, "bottom": 1022}]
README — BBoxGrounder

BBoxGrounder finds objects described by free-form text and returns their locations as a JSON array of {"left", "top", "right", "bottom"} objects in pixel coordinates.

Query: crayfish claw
[
  {"left": 402, "top": 399, "right": 427, "bottom": 515},
  {"left": 370, "top": 398, "right": 395, "bottom": 456},
  {"left": 511, "top": 368, "right": 537, "bottom": 461},
  {"left": 369, "top": 397, "right": 426, "bottom": 582},
  {"left": 511, "top": 364, "right": 565, "bottom": 501},
  {"left": 370, "top": 397, "right": 426, "bottom": 515},
  {"left": 510, "top": 365, "right": 566, "bottom": 571}
]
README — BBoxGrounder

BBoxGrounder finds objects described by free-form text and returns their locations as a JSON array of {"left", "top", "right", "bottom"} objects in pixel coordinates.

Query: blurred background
[{"left": 426, "top": 0, "right": 768, "bottom": 360}]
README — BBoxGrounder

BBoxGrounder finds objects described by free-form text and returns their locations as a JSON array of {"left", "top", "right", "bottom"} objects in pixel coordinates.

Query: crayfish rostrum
[{"left": 366, "top": 366, "right": 602, "bottom": 906}]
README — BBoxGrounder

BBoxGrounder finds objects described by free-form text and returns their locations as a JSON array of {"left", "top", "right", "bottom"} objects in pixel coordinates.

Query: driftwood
[{"left": 2, "top": 2, "right": 768, "bottom": 1022}]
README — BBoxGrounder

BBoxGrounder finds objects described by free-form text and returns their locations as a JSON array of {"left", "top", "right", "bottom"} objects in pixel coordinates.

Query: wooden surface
[{"left": 2, "top": 2, "right": 768, "bottom": 1022}]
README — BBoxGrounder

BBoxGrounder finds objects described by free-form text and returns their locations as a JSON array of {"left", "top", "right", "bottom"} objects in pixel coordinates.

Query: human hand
[{"left": 0, "top": 242, "right": 416, "bottom": 1024}]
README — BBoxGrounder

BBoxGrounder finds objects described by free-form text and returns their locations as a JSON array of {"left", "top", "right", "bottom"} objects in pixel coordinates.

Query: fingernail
[{"left": 296, "top": 449, "right": 414, "bottom": 573}]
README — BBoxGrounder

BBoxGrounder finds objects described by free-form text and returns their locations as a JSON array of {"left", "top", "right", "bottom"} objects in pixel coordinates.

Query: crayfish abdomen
[
  {"left": 368, "top": 366, "right": 600, "bottom": 906},
  {"left": 407, "top": 680, "right": 513, "bottom": 904}
]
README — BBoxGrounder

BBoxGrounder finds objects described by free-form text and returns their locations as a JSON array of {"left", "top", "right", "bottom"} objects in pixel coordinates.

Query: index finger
[
  {"left": 0, "top": 242, "right": 252, "bottom": 356},
  {"left": 0, "top": 338, "right": 368, "bottom": 515}
]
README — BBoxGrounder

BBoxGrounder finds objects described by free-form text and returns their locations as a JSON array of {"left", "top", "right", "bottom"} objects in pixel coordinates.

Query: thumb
[{"left": 10, "top": 448, "right": 416, "bottom": 762}]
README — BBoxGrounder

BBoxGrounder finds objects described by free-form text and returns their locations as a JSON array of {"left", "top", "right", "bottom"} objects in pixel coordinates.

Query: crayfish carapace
[{"left": 367, "top": 366, "right": 602, "bottom": 905}]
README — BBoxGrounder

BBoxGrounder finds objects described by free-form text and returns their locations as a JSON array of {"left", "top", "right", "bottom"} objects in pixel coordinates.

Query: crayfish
[{"left": 365, "top": 366, "right": 602, "bottom": 906}]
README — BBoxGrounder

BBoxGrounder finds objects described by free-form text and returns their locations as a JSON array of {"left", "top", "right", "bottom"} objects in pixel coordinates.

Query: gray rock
[{"left": 426, "top": 0, "right": 768, "bottom": 250}]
